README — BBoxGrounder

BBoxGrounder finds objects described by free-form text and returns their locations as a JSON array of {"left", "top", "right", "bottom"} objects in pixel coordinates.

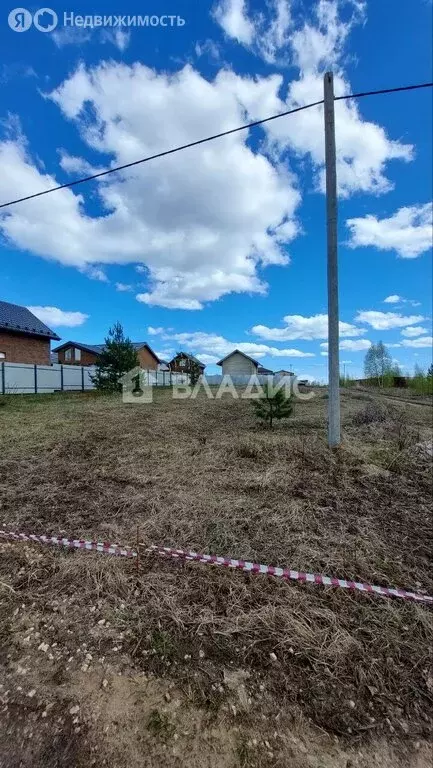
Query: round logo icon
[
  {"left": 33, "top": 7, "right": 58, "bottom": 32},
  {"left": 8, "top": 7, "right": 32, "bottom": 31}
]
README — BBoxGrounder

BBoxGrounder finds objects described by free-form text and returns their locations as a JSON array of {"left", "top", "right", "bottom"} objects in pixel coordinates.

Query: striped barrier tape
[
  {"left": 1, "top": 528, "right": 432, "bottom": 605},
  {"left": 145, "top": 544, "right": 433, "bottom": 604},
  {"left": 0, "top": 530, "right": 136, "bottom": 558}
]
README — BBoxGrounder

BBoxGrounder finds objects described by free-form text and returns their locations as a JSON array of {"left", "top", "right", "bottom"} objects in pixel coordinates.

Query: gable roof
[
  {"left": 53, "top": 340, "right": 160, "bottom": 362},
  {"left": 0, "top": 301, "right": 60, "bottom": 340},
  {"left": 171, "top": 351, "right": 206, "bottom": 369},
  {"left": 216, "top": 349, "right": 259, "bottom": 367}
]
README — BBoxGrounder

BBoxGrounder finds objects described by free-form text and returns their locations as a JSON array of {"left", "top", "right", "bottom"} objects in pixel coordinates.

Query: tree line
[{"left": 340, "top": 340, "right": 433, "bottom": 393}]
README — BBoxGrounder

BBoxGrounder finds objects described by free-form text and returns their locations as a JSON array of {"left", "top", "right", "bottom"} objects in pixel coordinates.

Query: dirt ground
[{"left": 0, "top": 386, "right": 432, "bottom": 767}]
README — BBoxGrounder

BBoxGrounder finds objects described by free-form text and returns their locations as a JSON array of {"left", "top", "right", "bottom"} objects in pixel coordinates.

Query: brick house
[
  {"left": 53, "top": 341, "right": 160, "bottom": 369},
  {"left": 169, "top": 352, "right": 205, "bottom": 374},
  {"left": 0, "top": 301, "right": 60, "bottom": 365}
]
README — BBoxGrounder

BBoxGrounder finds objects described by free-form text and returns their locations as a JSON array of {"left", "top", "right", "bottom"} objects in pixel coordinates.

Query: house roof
[
  {"left": 53, "top": 340, "right": 160, "bottom": 362},
  {"left": 0, "top": 301, "right": 60, "bottom": 341},
  {"left": 216, "top": 349, "right": 259, "bottom": 367},
  {"left": 257, "top": 366, "right": 274, "bottom": 375},
  {"left": 171, "top": 352, "right": 206, "bottom": 369}
]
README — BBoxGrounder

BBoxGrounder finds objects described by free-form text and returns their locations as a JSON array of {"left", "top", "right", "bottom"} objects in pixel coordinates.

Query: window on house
[
  {"left": 75, "top": 348, "right": 81, "bottom": 362},
  {"left": 179, "top": 358, "right": 185, "bottom": 368},
  {"left": 65, "top": 348, "right": 72, "bottom": 361},
  {"left": 0, "top": 352, "right": 5, "bottom": 359}
]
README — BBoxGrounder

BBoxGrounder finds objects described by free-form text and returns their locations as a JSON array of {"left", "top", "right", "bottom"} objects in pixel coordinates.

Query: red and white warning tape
[
  {"left": 0, "top": 530, "right": 136, "bottom": 558},
  {"left": 1, "top": 529, "right": 432, "bottom": 605}
]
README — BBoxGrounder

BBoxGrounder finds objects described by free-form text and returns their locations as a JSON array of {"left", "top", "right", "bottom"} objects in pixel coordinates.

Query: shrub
[
  {"left": 352, "top": 402, "right": 388, "bottom": 426},
  {"left": 252, "top": 383, "right": 293, "bottom": 429}
]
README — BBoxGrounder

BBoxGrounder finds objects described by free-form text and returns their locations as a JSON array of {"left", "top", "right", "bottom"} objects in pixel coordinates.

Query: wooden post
[
  {"left": 34, "top": 364, "right": 38, "bottom": 394},
  {"left": 1, "top": 362, "right": 5, "bottom": 395},
  {"left": 324, "top": 71, "right": 341, "bottom": 447}
]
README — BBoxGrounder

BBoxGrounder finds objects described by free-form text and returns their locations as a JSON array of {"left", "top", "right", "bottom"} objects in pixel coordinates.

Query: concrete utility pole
[{"left": 324, "top": 71, "right": 341, "bottom": 447}]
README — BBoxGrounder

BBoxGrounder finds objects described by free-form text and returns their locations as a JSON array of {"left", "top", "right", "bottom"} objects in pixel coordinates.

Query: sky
[{"left": 0, "top": 0, "right": 432, "bottom": 380}]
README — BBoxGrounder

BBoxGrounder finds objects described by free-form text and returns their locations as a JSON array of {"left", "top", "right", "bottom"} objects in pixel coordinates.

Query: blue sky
[{"left": 0, "top": 0, "right": 432, "bottom": 379}]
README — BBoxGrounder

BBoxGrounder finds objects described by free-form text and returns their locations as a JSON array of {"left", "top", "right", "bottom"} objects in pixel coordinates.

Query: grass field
[{"left": 0, "top": 387, "right": 432, "bottom": 767}]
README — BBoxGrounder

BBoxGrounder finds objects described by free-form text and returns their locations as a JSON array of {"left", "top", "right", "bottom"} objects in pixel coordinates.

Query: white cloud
[
  {"left": 101, "top": 28, "right": 131, "bottom": 52},
  {"left": 27, "top": 306, "right": 89, "bottom": 328},
  {"left": 154, "top": 349, "right": 174, "bottom": 359},
  {"left": 0, "top": 3, "right": 417, "bottom": 308},
  {"left": 52, "top": 26, "right": 92, "bottom": 47},
  {"left": 252, "top": 313, "right": 365, "bottom": 341},
  {"left": 59, "top": 152, "right": 101, "bottom": 176},
  {"left": 290, "top": 0, "right": 365, "bottom": 72},
  {"left": 80, "top": 266, "right": 109, "bottom": 282},
  {"left": 195, "top": 353, "right": 220, "bottom": 365},
  {"left": 347, "top": 203, "right": 433, "bottom": 258},
  {"left": 147, "top": 326, "right": 166, "bottom": 336},
  {"left": 0, "top": 63, "right": 301, "bottom": 310},
  {"left": 401, "top": 336, "right": 433, "bottom": 349},
  {"left": 401, "top": 326, "right": 428, "bottom": 338},
  {"left": 213, "top": 0, "right": 255, "bottom": 44},
  {"left": 195, "top": 39, "right": 223, "bottom": 63},
  {"left": 153, "top": 329, "right": 314, "bottom": 359},
  {"left": 383, "top": 295, "right": 421, "bottom": 308},
  {"left": 115, "top": 282, "right": 133, "bottom": 292},
  {"left": 355, "top": 311, "right": 425, "bottom": 330},
  {"left": 253, "top": 0, "right": 292, "bottom": 64},
  {"left": 214, "top": 0, "right": 411, "bottom": 197},
  {"left": 320, "top": 339, "right": 371, "bottom": 352}
]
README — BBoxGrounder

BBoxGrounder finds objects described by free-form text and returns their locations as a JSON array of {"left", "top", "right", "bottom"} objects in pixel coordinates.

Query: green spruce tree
[
  {"left": 92, "top": 322, "right": 139, "bottom": 393},
  {"left": 252, "top": 382, "right": 293, "bottom": 429}
]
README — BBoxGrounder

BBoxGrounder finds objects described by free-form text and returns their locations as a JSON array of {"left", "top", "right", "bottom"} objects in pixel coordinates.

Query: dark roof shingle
[{"left": 0, "top": 301, "right": 60, "bottom": 340}]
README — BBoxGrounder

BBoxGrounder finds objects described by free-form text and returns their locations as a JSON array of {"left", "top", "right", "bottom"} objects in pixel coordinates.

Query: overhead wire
[{"left": 0, "top": 81, "right": 431, "bottom": 211}]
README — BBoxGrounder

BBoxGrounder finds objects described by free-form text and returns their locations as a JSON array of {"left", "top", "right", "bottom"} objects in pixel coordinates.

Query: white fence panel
[
  {"left": 83, "top": 366, "right": 96, "bottom": 389},
  {"left": 62, "top": 365, "right": 84, "bottom": 391},
  {"left": 203, "top": 374, "right": 277, "bottom": 386},
  {"left": 0, "top": 363, "right": 193, "bottom": 396},
  {"left": 3, "top": 363, "right": 35, "bottom": 394},
  {"left": 1, "top": 362, "right": 97, "bottom": 394},
  {"left": 34, "top": 364, "right": 60, "bottom": 393}
]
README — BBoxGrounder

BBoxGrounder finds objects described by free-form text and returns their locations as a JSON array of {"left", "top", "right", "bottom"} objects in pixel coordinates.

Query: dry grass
[{"left": 0, "top": 388, "right": 432, "bottom": 766}]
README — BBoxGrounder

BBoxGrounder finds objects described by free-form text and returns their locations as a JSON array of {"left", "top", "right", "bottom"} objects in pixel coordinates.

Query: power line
[
  {"left": 0, "top": 80, "right": 431, "bottom": 211},
  {"left": 0, "top": 99, "right": 324, "bottom": 211},
  {"left": 335, "top": 81, "right": 433, "bottom": 101}
]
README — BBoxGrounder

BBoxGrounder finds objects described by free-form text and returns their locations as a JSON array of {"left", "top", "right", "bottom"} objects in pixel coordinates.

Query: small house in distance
[
  {"left": 53, "top": 341, "right": 160, "bottom": 369},
  {"left": 217, "top": 349, "right": 268, "bottom": 376},
  {"left": 0, "top": 300, "right": 60, "bottom": 365},
  {"left": 275, "top": 369, "right": 294, "bottom": 377},
  {"left": 170, "top": 352, "right": 205, "bottom": 374}
]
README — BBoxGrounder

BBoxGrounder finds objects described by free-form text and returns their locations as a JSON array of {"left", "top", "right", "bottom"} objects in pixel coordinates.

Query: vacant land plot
[{"left": 0, "top": 388, "right": 432, "bottom": 767}]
